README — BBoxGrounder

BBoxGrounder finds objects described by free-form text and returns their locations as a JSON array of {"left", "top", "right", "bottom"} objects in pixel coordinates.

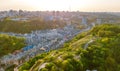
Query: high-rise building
[
  {"left": 96, "top": 18, "right": 102, "bottom": 24},
  {"left": 81, "top": 16, "right": 87, "bottom": 25}
]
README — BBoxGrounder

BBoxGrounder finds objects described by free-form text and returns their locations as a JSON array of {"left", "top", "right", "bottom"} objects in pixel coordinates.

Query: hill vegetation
[
  {"left": 0, "top": 19, "right": 66, "bottom": 34},
  {"left": 0, "top": 34, "right": 26, "bottom": 58},
  {"left": 19, "top": 24, "right": 120, "bottom": 71}
]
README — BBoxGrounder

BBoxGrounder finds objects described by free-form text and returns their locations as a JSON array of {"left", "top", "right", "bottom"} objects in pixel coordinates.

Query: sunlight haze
[{"left": 0, "top": 0, "right": 120, "bottom": 12}]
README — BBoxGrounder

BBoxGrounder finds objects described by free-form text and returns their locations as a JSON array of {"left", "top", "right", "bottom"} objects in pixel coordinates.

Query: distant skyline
[{"left": 0, "top": 0, "right": 120, "bottom": 12}]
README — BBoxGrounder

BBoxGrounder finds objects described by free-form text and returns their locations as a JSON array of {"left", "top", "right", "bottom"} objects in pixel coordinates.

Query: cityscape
[{"left": 0, "top": 0, "right": 120, "bottom": 71}]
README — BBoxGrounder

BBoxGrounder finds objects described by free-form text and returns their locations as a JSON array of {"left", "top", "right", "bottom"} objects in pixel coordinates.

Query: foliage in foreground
[
  {"left": 19, "top": 24, "right": 120, "bottom": 71},
  {"left": 0, "top": 34, "right": 26, "bottom": 58}
]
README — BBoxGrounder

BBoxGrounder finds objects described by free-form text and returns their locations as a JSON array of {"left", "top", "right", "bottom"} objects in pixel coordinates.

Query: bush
[{"left": 0, "top": 34, "right": 26, "bottom": 57}]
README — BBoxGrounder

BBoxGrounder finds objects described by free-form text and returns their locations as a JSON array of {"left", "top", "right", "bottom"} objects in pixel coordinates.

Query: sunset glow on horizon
[{"left": 0, "top": 0, "right": 120, "bottom": 12}]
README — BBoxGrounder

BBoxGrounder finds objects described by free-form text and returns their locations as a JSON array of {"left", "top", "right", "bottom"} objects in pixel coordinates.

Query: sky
[{"left": 0, "top": 0, "right": 120, "bottom": 12}]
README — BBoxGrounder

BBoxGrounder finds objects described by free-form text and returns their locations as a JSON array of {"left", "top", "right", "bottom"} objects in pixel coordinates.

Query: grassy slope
[
  {"left": 19, "top": 24, "right": 120, "bottom": 71},
  {"left": 0, "top": 34, "right": 26, "bottom": 58},
  {"left": 0, "top": 20, "right": 66, "bottom": 34}
]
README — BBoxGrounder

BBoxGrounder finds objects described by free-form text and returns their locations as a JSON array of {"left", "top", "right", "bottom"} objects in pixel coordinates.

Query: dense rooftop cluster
[
  {"left": 0, "top": 24, "right": 90, "bottom": 71},
  {"left": 0, "top": 10, "right": 120, "bottom": 71}
]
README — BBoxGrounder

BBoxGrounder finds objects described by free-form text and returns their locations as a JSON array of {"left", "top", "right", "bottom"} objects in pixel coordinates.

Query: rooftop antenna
[
  {"left": 69, "top": 5, "right": 71, "bottom": 12},
  {"left": 69, "top": 1, "right": 71, "bottom": 12},
  {"left": 69, "top": 2, "right": 72, "bottom": 25}
]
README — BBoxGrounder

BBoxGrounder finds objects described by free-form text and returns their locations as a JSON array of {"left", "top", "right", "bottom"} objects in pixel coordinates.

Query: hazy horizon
[{"left": 0, "top": 0, "right": 120, "bottom": 12}]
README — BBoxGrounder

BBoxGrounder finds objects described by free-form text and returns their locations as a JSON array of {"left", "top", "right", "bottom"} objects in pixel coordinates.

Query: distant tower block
[
  {"left": 96, "top": 18, "right": 102, "bottom": 24},
  {"left": 81, "top": 16, "right": 87, "bottom": 25}
]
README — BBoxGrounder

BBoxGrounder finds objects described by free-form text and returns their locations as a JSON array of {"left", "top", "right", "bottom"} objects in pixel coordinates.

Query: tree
[
  {"left": 40, "top": 68, "right": 48, "bottom": 71},
  {"left": 81, "top": 46, "right": 106, "bottom": 70}
]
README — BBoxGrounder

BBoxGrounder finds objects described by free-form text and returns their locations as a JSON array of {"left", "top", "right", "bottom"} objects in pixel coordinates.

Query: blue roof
[{"left": 22, "top": 45, "right": 34, "bottom": 51}]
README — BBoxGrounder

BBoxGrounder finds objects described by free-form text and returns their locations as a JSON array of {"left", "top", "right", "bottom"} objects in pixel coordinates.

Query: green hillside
[
  {"left": 0, "top": 20, "right": 66, "bottom": 34},
  {"left": 0, "top": 34, "right": 26, "bottom": 58},
  {"left": 19, "top": 24, "right": 120, "bottom": 71}
]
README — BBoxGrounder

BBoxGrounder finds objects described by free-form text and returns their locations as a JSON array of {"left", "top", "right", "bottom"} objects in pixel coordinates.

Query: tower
[
  {"left": 96, "top": 18, "right": 102, "bottom": 24},
  {"left": 81, "top": 16, "right": 87, "bottom": 25}
]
